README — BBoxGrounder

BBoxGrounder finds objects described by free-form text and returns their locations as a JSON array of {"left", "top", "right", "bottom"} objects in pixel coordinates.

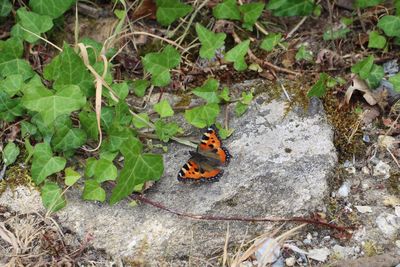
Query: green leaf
[
  {"left": 184, "top": 103, "right": 220, "bottom": 128},
  {"left": 390, "top": 73, "right": 400, "bottom": 92},
  {"left": 192, "top": 78, "right": 220, "bottom": 103},
  {"left": 41, "top": 181, "right": 66, "bottom": 212},
  {"left": 85, "top": 158, "right": 117, "bottom": 183},
  {"left": 22, "top": 84, "right": 86, "bottom": 126},
  {"left": 78, "top": 111, "right": 98, "bottom": 140},
  {"left": 377, "top": 15, "right": 400, "bottom": 37},
  {"left": 142, "top": 45, "right": 181, "bottom": 87},
  {"left": 368, "top": 31, "right": 386, "bottom": 49},
  {"left": 155, "top": 0, "right": 193, "bottom": 26},
  {"left": 83, "top": 180, "right": 106, "bottom": 202},
  {"left": 355, "top": 0, "right": 384, "bottom": 8},
  {"left": 267, "top": 0, "right": 314, "bottom": 17},
  {"left": 31, "top": 143, "right": 66, "bottom": 185},
  {"left": 0, "top": 0, "right": 12, "bottom": 17},
  {"left": 307, "top": 73, "right": 329, "bottom": 98},
  {"left": 154, "top": 120, "right": 182, "bottom": 142},
  {"left": 239, "top": 2, "right": 265, "bottom": 31},
  {"left": 225, "top": 40, "right": 250, "bottom": 71},
  {"left": 260, "top": 33, "right": 282, "bottom": 52},
  {"left": 108, "top": 82, "right": 129, "bottom": 101},
  {"left": 351, "top": 55, "right": 374, "bottom": 79},
  {"left": 21, "top": 121, "right": 37, "bottom": 137},
  {"left": 103, "top": 127, "right": 141, "bottom": 153},
  {"left": 14, "top": 8, "right": 53, "bottom": 43},
  {"left": 213, "top": 0, "right": 240, "bottom": 20},
  {"left": 235, "top": 91, "right": 253, "bottom": 116},
  {"left": 295, "top": 45, "right": 313, "bottom": 61},
  {"left": 30, "top": 0, "right": 76, "bottom": 18},
  {"left": 196, "top": 23, "right": 226, "bottom": 60},
  {"left": 64, "top": 167, "right": 81, "bottom": 186},
  {"left": 132, "top": 113, "right": 150, "bottom": 129},
  {"left": 44, "top": 44, "right": 93, "bottom": 96},
  {"left": 215, "top": 123, "right": 234, "bottom": 139},
  {"left": 323, "top": 28, "right": 350, "bottom": 40},
  {"left": 0, "top": 37, "right": 23, "bottom": 63},
  {"left": 365, "top": 64, "right": 384, "bottom": 88},
  {"left": 154, "top": 99, "right": 174, "bottom": 118},
  {"left": 51, "top": 126, "right": 87, "bottom": 153},
  {"left": 219, "top": 87, "right": 230, "bottom": 102},
  {"left": 2, "top": 142, "right": 20, "bottom": 166},
  {"left": 0, "top": 74, "right": 23, "bottom": 97},
  {"left": 0, "top": 92, "right": 24, "bottom": 122},
  {"left": 110, "top": 139, "right": 163, "bottom": 204},
  {"left": 114, "top": 102, "right": 132, "bottom": 126},
  {"left": 132, "top": 79, "right": 149, "bottom": 97},
  {"left": 0, "top": 59, "right": 34, "bottom": 80}
]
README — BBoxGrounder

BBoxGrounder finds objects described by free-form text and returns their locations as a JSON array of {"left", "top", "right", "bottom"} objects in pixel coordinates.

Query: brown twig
[{"left": 130, "top": 194, "right": 353, "bottom": 232}]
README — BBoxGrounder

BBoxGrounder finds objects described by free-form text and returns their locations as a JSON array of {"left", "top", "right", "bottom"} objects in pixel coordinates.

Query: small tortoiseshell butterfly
[{"left": 178, "top": 125, "right": 231, "bottom": 183}]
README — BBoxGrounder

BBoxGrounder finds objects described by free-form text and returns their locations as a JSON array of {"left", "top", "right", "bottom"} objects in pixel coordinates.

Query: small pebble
[
  {"left": 312, "top": 231, "right": 318, "bottom": 237},
  {"left": 307, "top": 233, "right": 312, "bottom": 240},
  {"left": 363, "top": 134, "right": 370, "bottom": 143},
  {"left": 303, "top": 238, "right": 312, "bottom": 245},
  {"left": 354, "top": 246, "right": 361, "bottom": 254},
  {"left": 396, "top": 240, "right": 400, "bottom": 249},
  {"left": 395, "top": 206, "right": 400, "bottom": 217},
  {"left": 361, "top": 180, "right": 370, "bottom": 190},
  {"left": 285, "top": 257, "right": 296, "bottom": 267},
  {"left": 361, "top": 166, "right": 370, "bottom": 175},
  {"left": 337, "top": 181, "right": 350, "bottom": 198},
  {"left": 323, "top": 236, "right": 331, "bottom": 241},
  {"left": 373, "top": 161, "right": 391, "bottom": 179}
]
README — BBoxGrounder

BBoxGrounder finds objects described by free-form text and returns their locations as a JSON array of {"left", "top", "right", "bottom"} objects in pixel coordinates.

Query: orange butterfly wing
[
  {"left": 198, "top": 125, "right": 231, "bottom": 165},
  {"left": 177, "top": 125, "right": 231, "bottom": 183}
]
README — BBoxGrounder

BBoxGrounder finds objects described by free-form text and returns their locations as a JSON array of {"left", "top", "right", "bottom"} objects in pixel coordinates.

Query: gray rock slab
[{"left": 0, "top": 93, "right": 337, "bottom": 265}]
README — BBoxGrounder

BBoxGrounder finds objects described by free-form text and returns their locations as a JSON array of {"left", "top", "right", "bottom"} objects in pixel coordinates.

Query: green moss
[
  {"left": 0, "top": 165, "right": 33, "bottom": 196},
  {"left": 387, "top": 172, "right": 400, "bottom": 196}
]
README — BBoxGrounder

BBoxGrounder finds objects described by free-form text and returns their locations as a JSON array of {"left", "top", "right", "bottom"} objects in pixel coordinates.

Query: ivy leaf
[
  {"left": 13, "top": 8, "right": 53, "bottom": 43},
  {"left": 0, "top": 0, "right": 12, "bottom": 17},
  {"left": 219, "top": 87, "right": 230, "bottom": 102},
  {"left": 266, "top": 0, "right": 314, "bottom": 17},
  {"left": 0, "top": 39, "right": 34, "bottom": 81},
  {"left": 0, "top": 74, "right": 23, "bottom": 97},
  {"left": 31, "top": 143, "right": 66, "bottom": 185},
  {"left": 132, "top": 79, "right": 149, "bottom": 97},
  {"left": 225, "top": 40, "right": 250, "bottom": 71},
  {"left": 0, "top": 92, "right": 24, "bottom": 122},
  {"left": 51, "top": 125, "right": 87, "bottom": 153},
  {"left": 239, "top": 2, "right": 265, "bottom": 31},
  {"left": 79, "top": 111, "right": 98, "bottom": 140},
  {"left": 103, "top": 126, "right": 140, "bottom": 153},
  {"left": 21, "top": 121, "right": 37, "bottom": 137},
  {"left": 41, "top": 181, "right": 66, "bottom": 212},
  {"left": 110, "top": 138, "right": 164, "bottom": 204},
  {"left": 389, "top": 73, "right": 400, "bottom": 92},
  {"left": 365, "top": 64, "right": 384, "bottom": 89},
  {"left": 155, "top": 0, "right": 193, "bottom": 26},
  {"left": 83, "top": 180, "right": 106, "bottom": 202},
  {"left": 154, "top": 120, "right": 182, "bottom": 142},
  {"left": 235, "top": 91, "right": 253, "bottom": 116},
  {"left": 30, "top": 0, "right": 76, "bottom": 18},
  {"left": 368, "top": 31, "right": 386, "bottom": 49},
  {"left": 295, "top": 45, "right": 313, "bottom": 61},
  {"left": 351, "top": 55, "right": 374, "bottom": 79},
  {"left": 213, "top": 0, "right": 241, "bottom": 20},
  {"left": 192, "top": 78, "right": 220, "bottom": 103},
  {"left": 323, "top": 27, "right": 350, "bottom": 40},
  {"left": 260, "top": 33, "right": 282, "bottom": 52},
  {"left": 44, "top": 44, "right": 93, "bottom": 96},
  {"left": 196, "top": 23, "right": 226, "bottom": 60},
  {"left": 184, "top": 103, "right": 220, "bottom": 128},
  {"left": 2, "top": 142, "right": 20, "bottom": 166},
  {"left": 154, "top": 99, "right": 174, "bottom": 118},
  {"left": 85, "top": 158, "right": 117, "bottom": 183},
  {"left": 22, "top": 84, "right": 86, "bottom": 126},
  {"left": 64, "top": 167, "right": 81, "bottom": 186},
  {"left": 142, "top": 45, "right": 181, "bottom": 87},
  {"left": 307, "top": 73, "right": 329, "bottom": 98},
  {"left": 132, "top": 113, "right": 150, "bottom": 129},
  {"left": 377, "top": 16, "right": 400, "bottom": 37},
  {"left": 355, "top": 0, "right": 384, "bottom": 8},
  {"left": 108, "top": 82, "right": 129, "bottom": 102}
]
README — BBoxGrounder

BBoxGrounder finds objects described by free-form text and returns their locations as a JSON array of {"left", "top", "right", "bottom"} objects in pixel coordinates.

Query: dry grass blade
[
  {"left": 0, "top": 222, "right": 19, "bottom": 253},
  {"left": 231, "top": 223, "right": 306, "bottom": 267},
  {"left": 222, "top": 223, "right": 230, "bottom": 267}
]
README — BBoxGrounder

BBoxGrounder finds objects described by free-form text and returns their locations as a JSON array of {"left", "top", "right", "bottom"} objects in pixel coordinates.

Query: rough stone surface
[{"left": 0, "top": 92, "right": 337, "bottom": 264}]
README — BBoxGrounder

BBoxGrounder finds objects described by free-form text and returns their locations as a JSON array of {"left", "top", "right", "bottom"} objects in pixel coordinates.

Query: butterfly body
[{"left": 178, "top": 125, "right": 231, "bottom": 183}]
